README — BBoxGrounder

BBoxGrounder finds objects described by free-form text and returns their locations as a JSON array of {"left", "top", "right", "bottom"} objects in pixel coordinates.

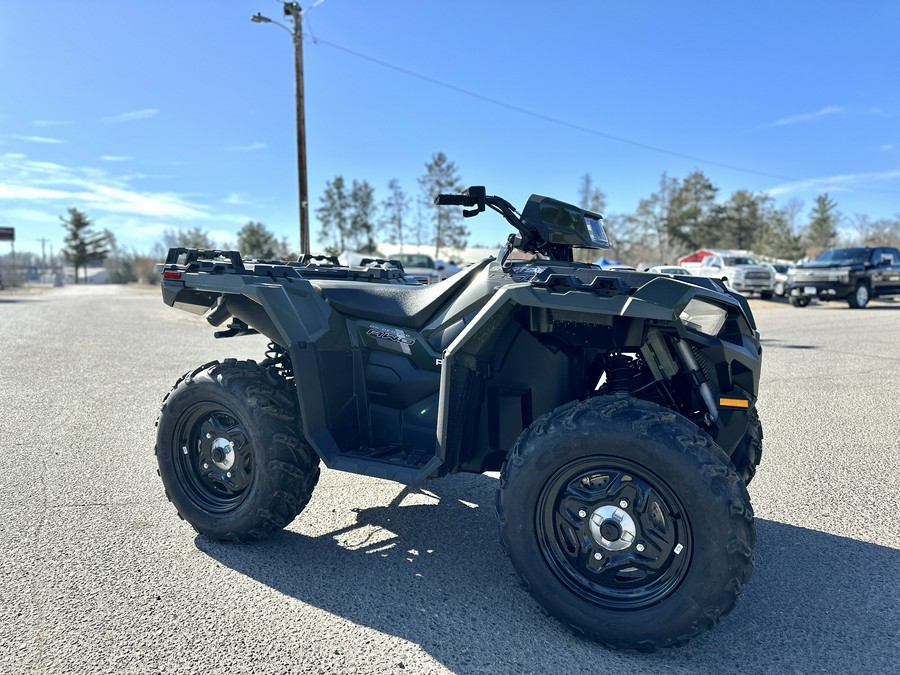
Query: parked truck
[
  {"left": 692, "top": 252, "right": 776, "bottom": 299},
  {"left": 786, "top": 246, "right": 900, "bottom": 308}
]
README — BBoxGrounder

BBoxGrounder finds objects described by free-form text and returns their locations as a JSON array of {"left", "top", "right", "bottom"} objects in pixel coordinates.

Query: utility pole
[
  {"left": 38, "top": 237, "right": 49, "bottom": 274},
  {"left": 252, "top": 3, "right": 311, "bottom": 256}
]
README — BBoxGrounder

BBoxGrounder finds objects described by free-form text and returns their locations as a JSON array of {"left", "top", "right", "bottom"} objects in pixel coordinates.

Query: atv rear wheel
[
  {"left": 497, "top": 395, "right": 755, "bottom": 650},
  {"left": 156, "top": 359, "right": 320, "bottom": 541},
  {"left": 730, "top": 407, "right": 763, "bottom": 486}
]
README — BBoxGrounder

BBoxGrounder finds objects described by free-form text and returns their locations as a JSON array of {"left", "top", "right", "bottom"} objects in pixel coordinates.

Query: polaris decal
[{"left": 367, "top": 326, "right": 416, "bottom": 346}]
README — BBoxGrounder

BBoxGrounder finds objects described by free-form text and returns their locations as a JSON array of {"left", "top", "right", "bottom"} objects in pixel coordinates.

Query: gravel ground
[{"left": 0, "top": 284, "right": 898, "bottom": 674}]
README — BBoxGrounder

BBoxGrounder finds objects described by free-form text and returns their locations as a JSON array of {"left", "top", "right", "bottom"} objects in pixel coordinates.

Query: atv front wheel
[
  {"left": 156, "top": 359, "right": 320, "bottom": 541},
  {"left": 497, "top": 395, "right": 755, "bottom": 650},
  {"left": 730, "top": 407, "right": 763, "bottom": 486}
]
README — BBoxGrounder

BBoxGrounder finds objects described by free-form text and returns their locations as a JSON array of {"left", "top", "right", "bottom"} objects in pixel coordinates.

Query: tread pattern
[
  {"left": 730, "top": 406, "right": 763, "bottom": 485},
  {"left": 155, "top": 359, "right": 320, "bottom": 541},
  {"left": 496, "top": 393, "right": 755, "bottom": 651}
]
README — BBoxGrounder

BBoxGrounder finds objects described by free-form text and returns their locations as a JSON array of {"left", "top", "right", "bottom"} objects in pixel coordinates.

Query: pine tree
[
  {"left": 237, "top": 222, "right": 289, "bottom": 260},
  {"left": 805, "top": 193, "right": 841, "bottom": 255},
  {"left": 60, "top": 208, "right": 110, "bottom": 283},
  {"left": 162, "top": 227, "right": 215, "bottom": 250},
  {"left": 348, "top": 180, "right": 378, "bottom": 253},
  {"left": 381, "top": 178, "right": 409, "bottom": 250},
  {"left": 665, "top": 171, "right": 719, "bottom": 250},
  {"left": 417, "top": 152, "right": 467, "bottom": 257},
  {"left": 316, "top": 176, "right": 352, "bottom": 256}
]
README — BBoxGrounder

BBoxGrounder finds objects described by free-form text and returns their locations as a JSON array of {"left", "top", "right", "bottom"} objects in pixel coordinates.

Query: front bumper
[
  {"left": 787, "top": 281, "right": 853, "bottom": 299},
  {"left": 731, "top": 280, "right": 775, "bottom": 294}
]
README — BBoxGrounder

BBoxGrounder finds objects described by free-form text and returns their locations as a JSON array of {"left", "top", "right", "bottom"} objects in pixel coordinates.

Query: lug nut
[
  {"left": 203, "top": 463, "right": 209, "bottom": 469},
  {"left": 594, "top": 552, "right": 602, "bottom": 561},
  {"left": 619, "top": 500, "right": 629, "bottom": 509},
  {"left": 226, "top": 471, "right": 232, "bottom": 478},
  {"left": 578, "top": 509, "right": 587, "bottom": 518},
  {"left": 206, "top": 433, "right": 211, "bottom": 439},
  {"left": 636, "top": 543, "right": 645, "bottom": 552}
]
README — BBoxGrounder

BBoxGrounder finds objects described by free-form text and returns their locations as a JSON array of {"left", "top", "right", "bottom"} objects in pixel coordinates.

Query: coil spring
[
  {"left": 265, "top": 342, "right": 294, "bottom": 381},
  {"left": 605, "top": 354, "right": 633, "bottom": 393}
]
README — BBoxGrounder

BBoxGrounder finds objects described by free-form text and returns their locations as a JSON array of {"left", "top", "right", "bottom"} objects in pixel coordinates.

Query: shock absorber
[
  {"left": 672, "top": 339, "right": 719, "bottom": 423},
  {"left": 605, "top": 354, "right": 633, "bottom": 393}
]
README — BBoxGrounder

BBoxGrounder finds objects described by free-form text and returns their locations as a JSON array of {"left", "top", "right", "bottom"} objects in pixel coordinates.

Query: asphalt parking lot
[{"left": 1, "top": 284, "right": 898, "bottom": 674}]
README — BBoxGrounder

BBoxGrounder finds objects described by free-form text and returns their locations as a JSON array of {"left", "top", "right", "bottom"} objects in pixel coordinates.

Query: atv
[{"left": 156, "top": 186, "right": 762, "bottom": 650}]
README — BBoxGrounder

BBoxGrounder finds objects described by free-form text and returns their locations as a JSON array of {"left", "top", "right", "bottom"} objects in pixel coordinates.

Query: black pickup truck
[{"left": 786, "top": 246, "right": 900, "bottom": 308}]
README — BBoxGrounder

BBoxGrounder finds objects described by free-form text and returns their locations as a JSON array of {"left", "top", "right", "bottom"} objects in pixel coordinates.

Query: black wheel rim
[
  {"left": 172, "top": 403, "right": 254, "bottom": 512},
  {"left": 536, "top": 456, "right": 692, "bottom": 610}
]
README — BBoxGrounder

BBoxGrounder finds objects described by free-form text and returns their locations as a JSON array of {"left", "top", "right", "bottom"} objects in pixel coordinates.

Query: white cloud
[
  {"left": 222, "top": 193, "right": 251, "bottom": 205},
  {"left": 9, "top": 134, "right": 67, "bottom": 144},
  {"left": 760, "top": 106, "right": 845, "bottom": 129},
  {"left": 0, "top": 184, "right": 74, "bottom": 200},
  {"left": 767, "top": 170, "right": 900, "bottom": 197},
  {"left": 32, "top": 120, "right": 73, "bottom": 127},
  {"left": 103, "top": 109, "right": 160, "bottom": 123},
  {"left": 877, "top": 144, "right": 894, "bottom": 152},
  {"left": 100, "top": 155, "right": 134, "bottom": 162},
  {"left": 224, "top": 141, "right": 267, "bottom": 152},
  {"left": 0, "top": 154, "right": 210, "bottom": 221}
]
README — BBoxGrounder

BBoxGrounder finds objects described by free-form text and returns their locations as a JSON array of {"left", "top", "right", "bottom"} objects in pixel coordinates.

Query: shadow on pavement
[
  {"left": 197, "top": 473, "right": 899, "bottom": 673},
  {"left": 760, "top": 339, "right": 819, "bottom": 350}
]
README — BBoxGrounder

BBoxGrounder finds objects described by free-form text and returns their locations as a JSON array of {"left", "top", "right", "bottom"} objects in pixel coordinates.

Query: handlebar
[{"left": 434, "top": 194, "right": 475, "bottom": 207}]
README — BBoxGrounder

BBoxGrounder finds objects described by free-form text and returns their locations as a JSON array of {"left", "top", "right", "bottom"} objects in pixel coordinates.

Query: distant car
[
  {"left": 390, "top": 253, "right": 442, "bottom": 284},
  {"left": 647, "top": 266, "right": 694, "bottom": 276},
  {"left": 433, "top": 259, "right": 461, "bottom": 279},
  {"left": 765, "top": 263, "right": 793, "bottom": 297},
  {"left": 636, "top": 262, "right": 667, "bottom": 272},
  {"left": 693, "top": 254, "right": 775, "bottom": 298}
]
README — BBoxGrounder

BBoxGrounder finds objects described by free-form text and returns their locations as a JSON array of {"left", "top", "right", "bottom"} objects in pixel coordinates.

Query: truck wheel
[
  {"left": 774, "top": 281, "right": 785, "bottom": 296},
  {"left": 790, "top": 296, "right": 810, "bottom": 307},
  {"left": 156, "top": 359, "right": 320, "bottom": 542},
  {"left": 730, "top": 407, "right": 762, "bottom": 486},
  {"left": 497, "top": 395, "right": 754, "bottom": 650},
  {"left": 848, "top": 282, "right": 870, "bottom": 309}
]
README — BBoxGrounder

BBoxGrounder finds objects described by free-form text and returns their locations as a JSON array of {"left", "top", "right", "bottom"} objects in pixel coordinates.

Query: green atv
[{"left": 156, "top": 186, "right": 762, "bottom": 650}]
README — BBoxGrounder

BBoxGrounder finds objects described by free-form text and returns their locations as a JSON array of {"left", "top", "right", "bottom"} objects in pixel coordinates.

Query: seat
[{"left": 311, "top": 259, "right": 490, "bottom": 330}]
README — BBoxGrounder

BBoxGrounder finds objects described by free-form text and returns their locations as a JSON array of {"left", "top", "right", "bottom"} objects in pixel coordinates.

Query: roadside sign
[{"left": 0, "top": 227, "right": 14, "bottom": 242}]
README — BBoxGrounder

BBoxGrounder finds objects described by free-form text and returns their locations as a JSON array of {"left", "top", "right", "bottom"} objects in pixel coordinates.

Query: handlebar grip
[{"left": 434, "top": 194, "right": 474, "bottom": 206}]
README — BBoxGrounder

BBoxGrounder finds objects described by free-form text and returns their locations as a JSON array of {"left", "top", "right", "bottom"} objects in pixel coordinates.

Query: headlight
[{"left": 679, "top": 298, "right": 727, "bottom": 336}]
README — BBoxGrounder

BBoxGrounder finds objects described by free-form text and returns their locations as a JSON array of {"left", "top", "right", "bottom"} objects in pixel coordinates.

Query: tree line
[
  {"left": 43, "top": 152, "right": 900, "bottom": 285},
  {"left": 595, "top": 170, "right": 900, "bottom": 265}
]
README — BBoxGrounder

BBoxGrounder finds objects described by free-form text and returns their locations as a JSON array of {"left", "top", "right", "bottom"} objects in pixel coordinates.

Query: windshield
[
  {"left": 815, "top": 248, "right": 869, "bottom": 263},
  {"left": 723, "top": 257, "right": 756, "bottom": 266},
  {"left": 393, "top": 254, "right": 435, "bottom": 268}
]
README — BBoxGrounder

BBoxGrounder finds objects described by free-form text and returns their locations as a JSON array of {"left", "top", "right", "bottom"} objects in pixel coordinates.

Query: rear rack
[{"left": 162, "top": 247, "right": 414, "bottom": 283}]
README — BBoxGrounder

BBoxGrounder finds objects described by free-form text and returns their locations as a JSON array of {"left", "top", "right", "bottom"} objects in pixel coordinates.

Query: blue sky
[{"left": 1, "top": 1, "right": 898, "bottom": 257}]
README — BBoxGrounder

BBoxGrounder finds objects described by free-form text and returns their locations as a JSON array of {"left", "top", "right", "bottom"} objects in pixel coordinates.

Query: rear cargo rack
[{"left": 162, "top": 247, "right": 415, "bottom": 283}]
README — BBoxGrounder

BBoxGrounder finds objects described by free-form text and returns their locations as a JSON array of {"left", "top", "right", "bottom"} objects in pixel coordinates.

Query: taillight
[{"left": 163, "top": 270, "right": 182, "bottom": 280}]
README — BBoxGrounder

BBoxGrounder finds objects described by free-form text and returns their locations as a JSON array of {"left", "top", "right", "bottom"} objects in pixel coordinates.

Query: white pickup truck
[{"left": 692, "top": 253, "right": 776, "bottom": 298}]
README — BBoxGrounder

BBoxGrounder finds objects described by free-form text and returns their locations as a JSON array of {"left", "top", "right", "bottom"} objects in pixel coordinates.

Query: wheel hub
[
  {"left": 210, "top": 437, "right": 235, "bottom": 471},
  {"left": 589, "top": 505, "right": 636, "bottom": 551}
]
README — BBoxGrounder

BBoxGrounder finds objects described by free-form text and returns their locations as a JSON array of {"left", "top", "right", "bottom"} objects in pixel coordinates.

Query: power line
[{"left": 310, "top": 37, "right": 900, "bottom": 196}]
